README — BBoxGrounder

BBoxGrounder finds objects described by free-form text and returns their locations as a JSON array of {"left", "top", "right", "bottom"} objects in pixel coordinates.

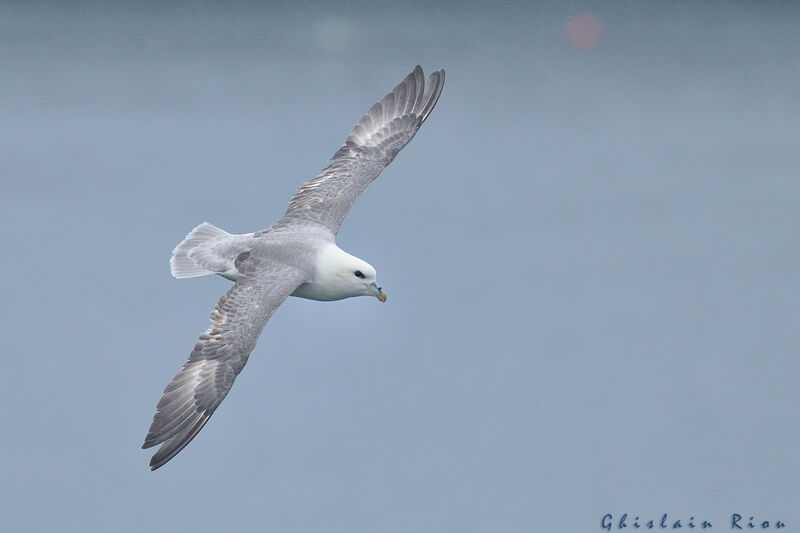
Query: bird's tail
[{"left": 170, "top": 222, "right": 231, "bottom": 279}]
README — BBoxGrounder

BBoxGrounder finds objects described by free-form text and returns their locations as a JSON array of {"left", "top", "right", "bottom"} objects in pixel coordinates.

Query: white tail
[{"left": 170, "top": 222, "right": 231, "bottom": 279}]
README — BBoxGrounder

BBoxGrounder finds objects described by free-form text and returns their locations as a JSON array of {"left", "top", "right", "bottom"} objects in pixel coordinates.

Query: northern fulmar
[{"left": 142, "top": 66, "right": 445, "bottom": 470}]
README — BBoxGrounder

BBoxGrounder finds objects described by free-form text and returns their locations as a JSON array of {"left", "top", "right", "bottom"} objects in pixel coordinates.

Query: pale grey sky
[{"left": 1, "top": 2, "right": 798, "bottom": 531}]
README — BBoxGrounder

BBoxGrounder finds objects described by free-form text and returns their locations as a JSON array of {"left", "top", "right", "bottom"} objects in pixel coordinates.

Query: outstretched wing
[
  {"left": 142, "top": 263, "right": 307, "bottom": 470},
  {"left": 283, "top": 65, "right": 445, "bottom": 234}
]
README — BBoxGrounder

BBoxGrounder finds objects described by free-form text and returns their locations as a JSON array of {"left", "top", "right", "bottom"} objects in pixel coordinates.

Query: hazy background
[{"left": 2, "top": 2, "right": 798, "bottom": 531}]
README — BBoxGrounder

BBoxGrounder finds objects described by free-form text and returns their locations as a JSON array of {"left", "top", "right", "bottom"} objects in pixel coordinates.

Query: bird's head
[
  {"left": 341, "top": 258, "right": 386, "bottom": 302},
  {"left": 314, "top": 243, "right": 387, "bottom": 302}
]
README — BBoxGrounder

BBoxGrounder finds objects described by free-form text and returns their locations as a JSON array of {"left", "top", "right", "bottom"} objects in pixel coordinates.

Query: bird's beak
[{"left": 368, "top": 282, "right": 387, "bottom": 302}]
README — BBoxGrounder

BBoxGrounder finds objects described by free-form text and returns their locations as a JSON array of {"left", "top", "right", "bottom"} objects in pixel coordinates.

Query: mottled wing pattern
[
  {"left": 283, "top": 65, "right": 445, "bottom": 234},
  {"left": 142, "top": 260, "right": 307, "bottom": 470}
]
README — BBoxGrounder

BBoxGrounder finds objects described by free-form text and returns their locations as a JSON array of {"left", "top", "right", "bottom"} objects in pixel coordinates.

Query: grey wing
[
  {"left": 142, "top": 263, "right": 307, "bottom": 470},
  {"left": 283, "top": 65, "right": 445, "bottom": 234}
]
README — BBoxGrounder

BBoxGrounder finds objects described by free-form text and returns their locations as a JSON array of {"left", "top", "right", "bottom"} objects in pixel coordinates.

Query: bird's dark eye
[{"left": 354, "top": 270, "right": 365, "bottom": 279}]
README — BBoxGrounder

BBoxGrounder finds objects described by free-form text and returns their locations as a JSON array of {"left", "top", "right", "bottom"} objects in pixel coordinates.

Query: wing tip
[
  {"left": 419, "top": 67, "right": 445, "bottom": 123},
  {"left": 146, "top": 416, "right": 212, "bottom": 471},
  {"left": 339, "top": 65, "right": 445, "bottom": 152}
]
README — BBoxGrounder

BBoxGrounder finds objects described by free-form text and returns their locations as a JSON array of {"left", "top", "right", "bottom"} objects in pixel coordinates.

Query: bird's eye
[{"left": 354, "top": 270, "right": 365, "bottom": 279}]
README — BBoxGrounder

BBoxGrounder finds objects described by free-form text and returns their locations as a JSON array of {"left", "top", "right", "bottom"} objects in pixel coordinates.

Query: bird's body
[{"left": 143, "top": 66, "right": 444, "bottom": 470}]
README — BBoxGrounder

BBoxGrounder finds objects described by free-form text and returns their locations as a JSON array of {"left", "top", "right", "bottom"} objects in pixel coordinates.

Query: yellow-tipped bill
[{"left": 368, "top": 282, "right": 387, "bottom": 302}]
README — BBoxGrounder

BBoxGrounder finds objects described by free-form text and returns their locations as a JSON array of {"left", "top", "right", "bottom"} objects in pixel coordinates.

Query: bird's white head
[
  {"left": 342, "top": 255, "right": 386, "bottom": 302},
  {"left": 308, "top": 244, "right": 387, "bottom": 302}
]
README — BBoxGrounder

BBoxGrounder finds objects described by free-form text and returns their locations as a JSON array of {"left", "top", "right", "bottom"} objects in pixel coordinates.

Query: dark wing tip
[
  {"left": 147, "top": 415, "right": 212, "bottom": 470},
  {"left": 418, "top": 68, "right": 445, "bottom": 124},
  {"left": 340, "top": 65, "right": 445, "bottom": 149}
]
